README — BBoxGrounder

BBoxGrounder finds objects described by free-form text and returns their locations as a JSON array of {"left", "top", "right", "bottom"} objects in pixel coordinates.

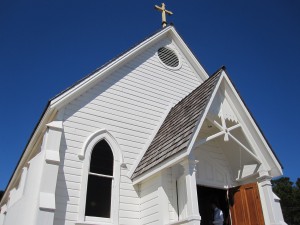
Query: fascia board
[
  {"left": 222, "top": 73, "right": 283, "bottom": 176},
  {"left": 132, "top": 150, "right": 189, "bottom": 185},
  {"left": 49, "top": 26, "right": 174, "bottom": 111},
  {"left": 0, "top": 107, "right": 56, "bottom": 206},
  {"left": 186, "top": 72, "right": 225, "bottom": 155},
  {"left": 168, "top": 27, "right": 209, "bottom": 81}
]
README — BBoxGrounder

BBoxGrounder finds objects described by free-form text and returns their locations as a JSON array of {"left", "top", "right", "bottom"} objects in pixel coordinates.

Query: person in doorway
[{"left": 211, "top": 202, "right": 224, "bottom": 225}]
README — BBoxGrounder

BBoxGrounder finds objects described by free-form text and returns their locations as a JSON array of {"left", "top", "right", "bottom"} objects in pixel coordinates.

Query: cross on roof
[{"left": 155, "top": 3, "right": 173, "bottom": 28}]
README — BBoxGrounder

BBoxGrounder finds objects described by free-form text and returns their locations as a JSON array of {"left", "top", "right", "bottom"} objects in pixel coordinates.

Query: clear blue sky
[{"left": 1, "top": 0, "right": 299, "bottom": 190}]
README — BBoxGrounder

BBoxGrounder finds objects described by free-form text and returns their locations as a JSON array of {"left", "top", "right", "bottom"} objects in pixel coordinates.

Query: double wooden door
[{"left": 229, "top": 182, "right": 265, "bottom": 225}]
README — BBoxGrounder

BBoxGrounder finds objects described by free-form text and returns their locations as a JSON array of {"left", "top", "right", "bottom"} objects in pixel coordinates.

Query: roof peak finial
[{"left": 155, "top": 3, "right": 173, "bottom": 28}]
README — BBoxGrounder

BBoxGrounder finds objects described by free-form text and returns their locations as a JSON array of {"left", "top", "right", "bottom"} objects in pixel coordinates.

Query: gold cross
[{"left": 155, "top": 3, "right": 173, "bottom": 28}]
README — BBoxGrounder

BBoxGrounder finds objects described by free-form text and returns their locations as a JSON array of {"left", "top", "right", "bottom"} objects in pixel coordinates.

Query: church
[{"left": 0, "top": 5, "right": 286, "bottom": 225}]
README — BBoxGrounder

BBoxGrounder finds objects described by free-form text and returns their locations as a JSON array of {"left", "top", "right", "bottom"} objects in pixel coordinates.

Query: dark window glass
[
  {"left": 85, "top": 175, "right": 112, "bottom": 218},
  {"left": 90, "top": 140, "right": 113, "bottom": 176},
  {"left": 85, "top": 140, "right": 114, "bottom": 218}
]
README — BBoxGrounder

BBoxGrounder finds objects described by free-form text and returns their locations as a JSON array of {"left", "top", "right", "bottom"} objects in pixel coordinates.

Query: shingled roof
[{"left": 132, "top": 68, "right": 223, "bottom": 179}]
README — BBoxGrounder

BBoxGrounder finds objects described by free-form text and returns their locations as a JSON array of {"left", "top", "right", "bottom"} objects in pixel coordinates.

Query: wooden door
[{"left": 229, "top": 182, "right": 265, "bottom": 225}]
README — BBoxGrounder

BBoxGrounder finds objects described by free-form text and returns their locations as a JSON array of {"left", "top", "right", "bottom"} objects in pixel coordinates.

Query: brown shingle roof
[{"left": 132, "top": 68, "right": 223, "bottom": 179}]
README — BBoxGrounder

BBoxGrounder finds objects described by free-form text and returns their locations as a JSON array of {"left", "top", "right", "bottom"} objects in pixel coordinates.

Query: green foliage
[{"left": 272, "top": 177, "right": 300, "bottom": 225}]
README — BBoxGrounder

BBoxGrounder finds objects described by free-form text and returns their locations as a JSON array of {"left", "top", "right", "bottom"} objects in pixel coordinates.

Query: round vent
[{"left": 158, "top": 47, "right": 179, "bottom": 68}]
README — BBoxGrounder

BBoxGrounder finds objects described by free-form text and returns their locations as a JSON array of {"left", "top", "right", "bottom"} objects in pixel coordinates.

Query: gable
[
  {"left": 132, "top": 69, "right": 223, "bottom": 180},
  {"left": 132, "top": 68, "right": 282, "bottom": 184},
  {"left": 50, "top": 26, "right": 208, "bottom": 109},
  {"left": 60, "top": 34, "right": 205, "bottom": 169},
  {"left": 54, "top": 28, "right": 210, "bottom": 224},
  {"left": 1, "top": 26, "right": 209, "bottom": 207}
]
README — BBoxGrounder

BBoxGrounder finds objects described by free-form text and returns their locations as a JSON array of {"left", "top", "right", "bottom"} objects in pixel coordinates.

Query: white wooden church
[{"left": 0, "top": 24, "right": 287, "bottom": 225}]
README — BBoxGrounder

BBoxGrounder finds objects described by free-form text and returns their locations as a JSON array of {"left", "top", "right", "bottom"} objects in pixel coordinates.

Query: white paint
[
  {"left": 222, "top": 75, "right": 282, "bottom": 177},
  {"left": 45, "top": 150, "right": 60, "bottom": 165},
  {"left": 6, "top": 167, "right": 27, "bottom": 208},
  {"left": 257, "top": 172, "right": 283, "bottom": 225},
  {"left": 52, "top": 35, "right": 202, "bottom": 225},
  {"left": 2, "top": 152, "right": 43, "bottom": 225},
  {"left": 128, "top": 101, "right": 173, "bottom": 179},
  {"left": 1, "top": 27, "right": 286, "bottom": 225},
  {"left": 195, "top": 144, "right": 233, "bottom": 188},
  {"left": 0, "top": 204, "right": 7, "bottom": 225},
  {"left": 77, "top": 130, "right": 122, "bottom": 225},
  {"left": 178, "top": 158, "right": 201, "bottom": 225},
  {"left": 49, "top": 26, "right": 207, "bottom": 110},
  {"left": 39, "top": 192, "right": 55, "bottom": 211},
  {"left": 140, "top": 174, "right": 160, "bottom": 225},
  {"left": 272, "top": 193, "right": 287, "bottom": 225}
]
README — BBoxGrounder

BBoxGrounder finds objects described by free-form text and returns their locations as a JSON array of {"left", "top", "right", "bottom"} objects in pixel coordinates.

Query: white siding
[
  {"left": 54, "top": 37, "right": 202, "bottom": 225},
  {"left": 165, "top": 168, "right": 178, "bottom": 223},
  {"left": 119, "top": 170, "right": 140, "bottom": 224},
  {"left": 195, "top": 143, "right": 234, "bottom": 188},
  {"left": 140, "top": 175, "right": 160, "bottom": 225}
]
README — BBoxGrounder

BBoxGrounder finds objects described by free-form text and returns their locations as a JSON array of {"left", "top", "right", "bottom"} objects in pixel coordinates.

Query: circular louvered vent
[{"left": 158, "top": 47, "right": 179, "bottom": 68}]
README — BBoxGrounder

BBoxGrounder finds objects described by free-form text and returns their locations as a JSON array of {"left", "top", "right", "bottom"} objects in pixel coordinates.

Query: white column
[
  {"left": 178, "top": 158, "right": 201, "bottom": 225},
  {"left": 35, "top": 121, "right": 63, "bottom": 225},
  {"left": 158, "top": 170, "right": 171, "bottom": 224},
  {"left": 257, "top": 171, "right": 281, "bottom": 225}
]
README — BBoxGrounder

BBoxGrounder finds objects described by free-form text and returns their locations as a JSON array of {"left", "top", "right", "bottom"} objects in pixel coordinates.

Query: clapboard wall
[{"left": 53, "top": 37, "right": 204, "bottom": 225}]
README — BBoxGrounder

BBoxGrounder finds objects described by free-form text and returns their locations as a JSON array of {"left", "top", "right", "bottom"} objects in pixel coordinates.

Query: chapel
[{"left": 0, "top": 4, "right": 286, "bottom": 225}]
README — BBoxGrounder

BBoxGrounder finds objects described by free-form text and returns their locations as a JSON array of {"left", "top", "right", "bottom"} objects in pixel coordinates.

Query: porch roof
[{"left": 132, "top": 68, "right": 223, "bottom": 179}]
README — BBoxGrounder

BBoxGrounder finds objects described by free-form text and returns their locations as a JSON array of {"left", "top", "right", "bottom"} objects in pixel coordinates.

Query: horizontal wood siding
[
  {"left": 140, "top": 175, "right": 160, "bottom": 225},
  {"left": 165, "top": 168, "right": 178, "bottom": 223},
  {"left": 54, "top": 38, "right": 202, "bottom": 225},
  {"left": 195, "top": 143, "right": 233, "bottom": 188}
]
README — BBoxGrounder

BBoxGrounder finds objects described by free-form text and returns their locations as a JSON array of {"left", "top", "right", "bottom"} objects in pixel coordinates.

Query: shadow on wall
[{"left": 54, "top": 132, "right": 71, "bottom": 223}]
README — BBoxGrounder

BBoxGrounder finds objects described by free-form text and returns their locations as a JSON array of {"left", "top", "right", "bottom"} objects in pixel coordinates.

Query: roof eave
[
  {"left": 132, "top": 68, "right": 224, "bottom": 185},
  {"left": 221, "top": 72, "right": 283, "bottom": 176},
  {"left": 132, "top": 150, "right": 190, "bottom": 185},
  {"left": 50, "top": 26, "right": 175, "bottom": 110},
  {"left": 0, "top": 104, "right": 56, "bottom": 206},
  {"left": 131, "top": 68, "right": 283, "bottom": 184}
]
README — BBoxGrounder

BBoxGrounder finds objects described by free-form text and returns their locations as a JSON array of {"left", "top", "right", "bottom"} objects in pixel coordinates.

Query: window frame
[{"left": 77, "top": 129, "right": 123, "bottom": 225}]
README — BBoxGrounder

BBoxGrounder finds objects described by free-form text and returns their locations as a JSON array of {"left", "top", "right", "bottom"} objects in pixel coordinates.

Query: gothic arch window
[
  {"left": 78, "top": 129, "right": 122, "bottom": 224},
  {"left": 85, "top": 140, "right": 113, "bottom": 218}
]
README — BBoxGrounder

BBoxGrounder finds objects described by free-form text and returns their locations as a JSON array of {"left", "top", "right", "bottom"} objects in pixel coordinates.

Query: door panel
[{"left": 229, "top": 182, "right": 264, "bottom": 225}]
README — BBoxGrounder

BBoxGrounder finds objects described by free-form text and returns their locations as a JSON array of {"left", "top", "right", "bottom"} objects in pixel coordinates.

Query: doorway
[{"left": 197, "top": 185, "right": 230, "bottom": 225}]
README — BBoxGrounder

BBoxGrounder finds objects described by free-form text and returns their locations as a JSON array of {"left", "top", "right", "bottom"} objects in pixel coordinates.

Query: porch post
[
  {"left": 257, "top": 171, "right": 281, "bottom": 225},
  {"left": 179, "top": 158, "right": 201, "bottom": 225}
]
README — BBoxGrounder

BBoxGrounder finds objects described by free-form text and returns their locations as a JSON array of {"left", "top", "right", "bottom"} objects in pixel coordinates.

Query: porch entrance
[
  {"left": 197, "top": 183, "right": 265, "bottom": 225},
  {"left": 229, "top": 182, "right": 265, "bottom": 225},
  {"left": 197, "top": 185, "right": 230, "bottom": 225}
]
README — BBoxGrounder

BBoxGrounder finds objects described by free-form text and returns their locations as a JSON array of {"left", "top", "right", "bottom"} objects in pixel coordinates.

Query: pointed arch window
[
  {"left": 78, "top": 130, "right": 122, "bottom": 225},
  {"left": 85, "top": 140, "right": 113, "bottom": 218}
]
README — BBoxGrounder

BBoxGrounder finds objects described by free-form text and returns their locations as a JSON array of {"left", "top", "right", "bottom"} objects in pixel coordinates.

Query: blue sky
[{"left": 1, "top": 0, "right": 299, "bottom": 190}]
